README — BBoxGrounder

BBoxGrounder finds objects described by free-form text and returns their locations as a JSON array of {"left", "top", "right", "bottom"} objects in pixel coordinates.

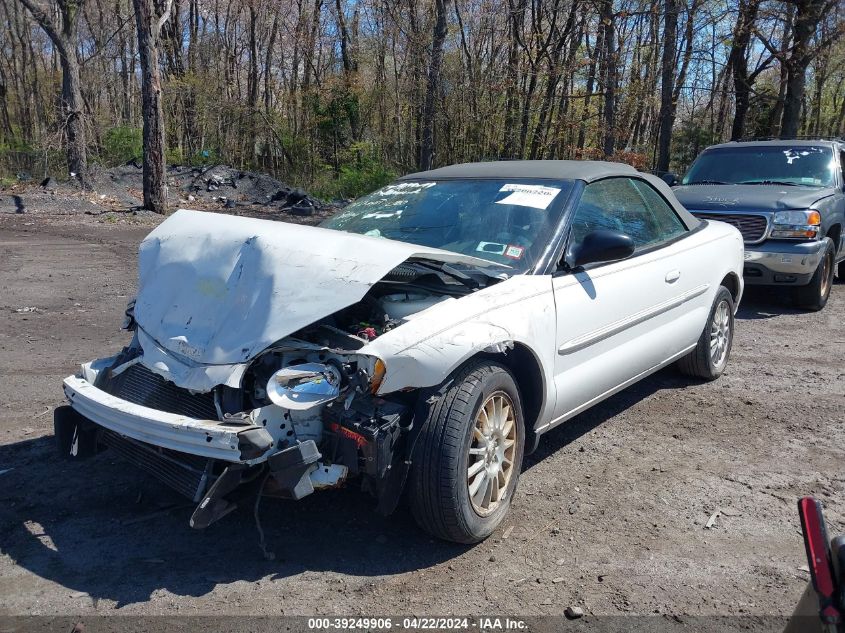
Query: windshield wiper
[
  {"left": 738, "top": 179, "right": 802, "bottom": 187},
  {"left": 414, "top": 260, "right": 482, "bottom": 290},
  {"left": 685, "top": 179, "right": 728, "bottom": 185}
]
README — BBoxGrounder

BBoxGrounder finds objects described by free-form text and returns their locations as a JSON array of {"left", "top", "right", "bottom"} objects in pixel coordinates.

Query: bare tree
[
  {"left": 727, "top": 0, "right": 763, "bottom": 140},
  {"left": 18, "top": 0, "right": 89, "bottom": 185},
  {"left": 132, "top": 0, "right": 173, "bottom": 213},
  {"left": 419, "top": 0, "right": 448, "bottom": 171},
  {"left": 758, "top": 0, "right": 841, "bottom": 138},
  {"left": 656, "top": 0, "right": 678, "bottom": 172}
]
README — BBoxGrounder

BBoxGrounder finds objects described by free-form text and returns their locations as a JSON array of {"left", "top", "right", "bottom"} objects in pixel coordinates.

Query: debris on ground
[
  {"left": 0, "top": 163, "right": 346, "bottom": 225},
  {"left": 564, "top": 606, "right": 584, "bottom": 619},
  {"left": 705, "top": 509, "right": 722, "bottom": 529}
]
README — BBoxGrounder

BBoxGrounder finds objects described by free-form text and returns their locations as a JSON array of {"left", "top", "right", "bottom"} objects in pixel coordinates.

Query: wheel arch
[
  {"left": 719, "top": 271, "right": 741, "bottom": 305},
  {"left": 473, "top": 342, "right": 546, "bottom": 453},
  {"left": 826, "top": 223, "right": 842, "bottom": 256}
]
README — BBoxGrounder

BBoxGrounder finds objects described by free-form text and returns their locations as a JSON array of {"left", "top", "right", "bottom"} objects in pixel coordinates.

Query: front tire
[
  {"left": 793, "top": 239, "right": 834, "bottom": 311},
  {"left": 408, "top": 360, "right": 525, "bottom": 544},
  {"left": 676, "top": 286, "right": 735, "bottom": 381}
]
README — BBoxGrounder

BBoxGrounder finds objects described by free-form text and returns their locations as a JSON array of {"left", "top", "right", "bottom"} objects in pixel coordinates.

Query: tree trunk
[
  {"left": 133, "top": 0, "right": 172, "bottom": 213},
  {"left": 656, "top": 0, "right": 677, "bottom": 173},
  {"left": 600, "top": 0, "right": 616, "bottom": 157},
  {"left": 502, "top": 0, "right": 526, "bottom": 157},
  {"left": 779, "top": 0, "right": 832, "bottom": 138},
  {"left": 418, "top": 0, "right": 447, "bottom": 171},
  {"left": 18, "top": 0, "right": 90, "bottom": 186},
  {"left": 59, "top": 49, "right": 88, "bottom": 182},
  {"left": 728, "top": 0, "right": 760, "bottom": 140}
]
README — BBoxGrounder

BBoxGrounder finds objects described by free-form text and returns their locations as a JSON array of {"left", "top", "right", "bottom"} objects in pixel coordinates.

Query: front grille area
[
  {"left": 694, "top": 212, "right": 768, "bottom": 243},
  {"left": 102, "top": 363, "right": 218, "bottom": 420},
  {"left": 101, "top": 429, "right": 211, "bottom": 500}
]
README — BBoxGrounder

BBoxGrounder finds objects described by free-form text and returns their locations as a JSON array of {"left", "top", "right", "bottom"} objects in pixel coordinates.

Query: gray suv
[{"left": 668, "top": 139, "right": 845, "bottom": 310}]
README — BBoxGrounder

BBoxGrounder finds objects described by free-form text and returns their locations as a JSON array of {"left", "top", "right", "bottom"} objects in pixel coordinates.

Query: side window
[
  {"left": 569, "top": 178, "right": 687, "bottom": 253},
  {"left": 840, "top": 151, "right": 845, "bottom": 183},
  {"left": 630, "top": 179, "right": 688, "bottom": 242}
]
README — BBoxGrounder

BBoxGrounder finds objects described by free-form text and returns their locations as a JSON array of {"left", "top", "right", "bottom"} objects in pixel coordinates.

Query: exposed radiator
[
  {"left": 100, "top": 429, "right": 211, "bottom": 501},
  {"left": 103, "top": 363, "right": 218, "bottom": 420}
]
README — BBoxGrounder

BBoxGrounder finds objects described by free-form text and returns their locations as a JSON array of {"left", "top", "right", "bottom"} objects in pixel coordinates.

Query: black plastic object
[
  {"left": 190, "top": 464, "right": 246, "bottom": 529},
  {"left": 324, "top": 399, "right": 411, "bottom": 514},
  {"left": 267, "top": 440, "right": 321, "bottom": 500},
  {"left": 567, "top": 229, "right": 635, "bottom": 269},
  {"left": 661, "top": 172, "right": 679, "bottom": 186},
  {"left": 237, "top": 427, "right": 274, "bottom": 460},
  {"left": 54, "top": 405, "right": 100, "bottom": 460}
]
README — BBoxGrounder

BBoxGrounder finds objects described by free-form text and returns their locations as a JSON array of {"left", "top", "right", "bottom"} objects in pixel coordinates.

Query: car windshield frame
[
  {"left": 682, "top": 145, "right": 837, "bottom": 187},
  {"left": 320, "top": 177, "right": 575, "bottom": 274}
]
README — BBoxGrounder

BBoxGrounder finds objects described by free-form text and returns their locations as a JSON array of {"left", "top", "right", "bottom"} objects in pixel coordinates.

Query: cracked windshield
[{"left": 321, "top": 179, "right": 574, "bottom": 272}]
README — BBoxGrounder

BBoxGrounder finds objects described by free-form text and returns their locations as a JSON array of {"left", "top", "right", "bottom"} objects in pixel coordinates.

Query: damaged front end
[
  {"left": 57, "top": 209, "right": 505, "bottom": 528},
  {"left": 58, "top": 332, "right": 416, "bottom": 528}
]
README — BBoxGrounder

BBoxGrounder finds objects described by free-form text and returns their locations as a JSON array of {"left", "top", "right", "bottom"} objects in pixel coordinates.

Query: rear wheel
[
  {"left": 676, "top": 286, "right": 735, "bottom": 381},
  {"left": 408, "top": 360, "right": 525, "bottom": 544},
  {"left": 793, "top": 239, "right": 834, "bottom": 311}
]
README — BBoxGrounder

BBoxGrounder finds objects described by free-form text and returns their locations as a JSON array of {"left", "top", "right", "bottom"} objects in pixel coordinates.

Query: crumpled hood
[
  {"left": 673, "top": 184, "right": 835, "bottom": 212},
  {"left": 135, "top": 209, "right": 496, "bottom": 367}
]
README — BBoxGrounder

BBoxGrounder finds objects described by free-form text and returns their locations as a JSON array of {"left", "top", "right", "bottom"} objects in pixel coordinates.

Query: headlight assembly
[{"left": 770, "top": 209, "right": 821, "bottom": 239}]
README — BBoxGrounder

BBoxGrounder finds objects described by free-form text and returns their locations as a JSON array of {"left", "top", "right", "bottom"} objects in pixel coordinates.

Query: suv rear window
[{"left": 683, "top": 145, "right": 835, "bottom": 187}]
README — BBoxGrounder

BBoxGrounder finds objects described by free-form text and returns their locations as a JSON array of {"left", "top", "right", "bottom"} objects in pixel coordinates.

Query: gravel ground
[{"left": 0, "top": 208, "right": 843, "bottom": 625}]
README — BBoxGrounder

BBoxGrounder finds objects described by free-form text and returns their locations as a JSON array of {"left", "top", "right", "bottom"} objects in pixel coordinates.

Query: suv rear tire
[
  {"left": 793, "top": 238, "right": 834, "bottom": 311},
  {"left": 408, "top": 360, "right": 525, "bottom": 544}
]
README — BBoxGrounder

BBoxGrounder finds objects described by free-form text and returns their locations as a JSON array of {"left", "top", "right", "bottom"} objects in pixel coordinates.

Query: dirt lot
[{"left": 0, "top": 207, "right": 843, "bottom": 624}]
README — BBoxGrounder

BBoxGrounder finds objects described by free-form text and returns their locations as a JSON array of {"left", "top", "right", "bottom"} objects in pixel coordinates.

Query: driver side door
[{"left": 546, "top": 177, "right": 701, "bottom": 428}]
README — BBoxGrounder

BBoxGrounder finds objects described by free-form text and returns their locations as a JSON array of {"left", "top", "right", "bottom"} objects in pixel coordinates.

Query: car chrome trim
[
  {"left": 537, "top": 342, "right": 698, "bottom": 433},
  {"left": 557, "top": 283, "right": 711, "bottom": 355}
]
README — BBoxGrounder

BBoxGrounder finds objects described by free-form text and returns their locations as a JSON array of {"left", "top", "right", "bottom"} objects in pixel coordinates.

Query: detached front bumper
[
  {"left": 62, "top": 375, "right": 273, "bottom": 463},
  {"left": 743, "top": 240, "right": 826, "bottom": 286}
]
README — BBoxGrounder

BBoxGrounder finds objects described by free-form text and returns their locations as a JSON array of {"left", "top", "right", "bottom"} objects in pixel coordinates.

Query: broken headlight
[{"left": 266, "top": 363, "right": 342, "bottom": 410}]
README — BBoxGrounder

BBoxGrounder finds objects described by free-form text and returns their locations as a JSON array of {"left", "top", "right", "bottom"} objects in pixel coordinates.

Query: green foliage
[
  {"left": 672, "top": 121, "right": 721, "bottom": 173},
  {"left": 311, "top": 142, "right": 395, "bottom": 200},
  {"left": 101, "top": 126, "right": 142, "bottom": 165},
  {"left": 165, "top": 146, "right": 184, "bottom": 165},
  {"left": 188, "top": 147, "right": 221, "bottom": 167}
]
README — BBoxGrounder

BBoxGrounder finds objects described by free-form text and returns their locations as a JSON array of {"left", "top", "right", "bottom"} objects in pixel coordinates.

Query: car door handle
[{"left": 665, "top": 270, "right": 681, "bottom": 284}]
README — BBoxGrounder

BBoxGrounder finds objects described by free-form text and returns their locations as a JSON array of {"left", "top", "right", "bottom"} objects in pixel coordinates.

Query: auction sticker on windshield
[{"left": 495, "top": 183, "right": 561, "bottom": 210}]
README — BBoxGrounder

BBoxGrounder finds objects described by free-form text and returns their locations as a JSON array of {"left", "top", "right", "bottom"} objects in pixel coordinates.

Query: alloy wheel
[
  {"left": 709, "top": 299, "right": 732, "bottom": 369},
  {"left": 467, "top": 391, "right": 518, "bottom": 516}
]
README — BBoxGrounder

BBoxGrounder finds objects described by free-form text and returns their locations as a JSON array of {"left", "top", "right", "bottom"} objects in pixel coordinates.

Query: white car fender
[{"left": 362, "top": 275, "right": 556, "bottom": 414}]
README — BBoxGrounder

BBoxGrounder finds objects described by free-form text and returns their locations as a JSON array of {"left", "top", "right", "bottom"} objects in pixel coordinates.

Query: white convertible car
[{"left": 57, "top": 160, "right": 744, "bottom": 543}]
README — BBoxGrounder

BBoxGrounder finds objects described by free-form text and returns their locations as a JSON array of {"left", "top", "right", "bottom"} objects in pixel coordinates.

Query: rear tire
[
  {"left": 676, "top": 286, "right": 735, "bottom": 381},
  {"left": 793, "top": 239, "right": 834, "bottom": 311},
  {"left": 408, "top": 360, "right": 525, "bottom": 544}
]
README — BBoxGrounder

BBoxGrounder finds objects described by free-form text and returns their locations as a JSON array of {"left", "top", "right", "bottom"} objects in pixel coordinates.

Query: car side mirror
[
  {"left": 564, "top": 229, "right": 636, "bottom": 269},
  {"left": 661, "top": 172, "right": 679, "bottom": 187}
]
